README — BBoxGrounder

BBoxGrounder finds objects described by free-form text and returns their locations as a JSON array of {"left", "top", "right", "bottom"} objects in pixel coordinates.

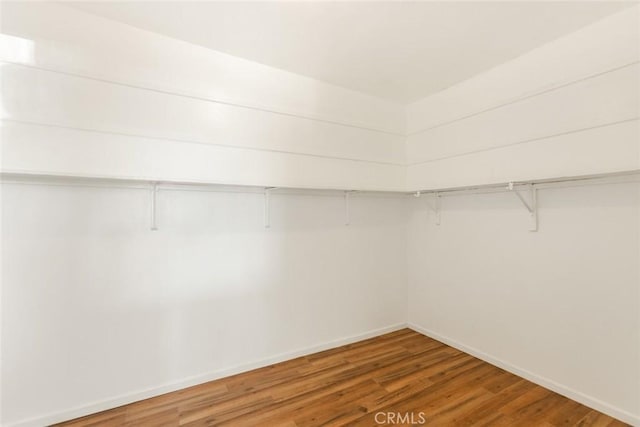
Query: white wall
[
  {"left": 405, "top": 7, "right": 640, "bottom": 424},
  {"left": 0, "top": 8, "right": 408, "bottom": 423},
  {"left": 0, "top": 2, "right": 406, "bottom": 191},
  {"left": 1, "top": 183, "right": 408, "bottom": 426},
  {"left": 2, "top": 3, "right": 638, "bottom": 192},
  {"left": 406, "top": 5, "right": 640, "bottom": 191},
  {"left": 407, "top": 182, "right": 640, "bottom": 424}
]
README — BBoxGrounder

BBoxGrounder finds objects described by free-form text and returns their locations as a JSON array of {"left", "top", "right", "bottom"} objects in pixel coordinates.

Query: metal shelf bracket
[
  {"left": 417, "top": 191, "right": 441, "bottom": 226},
  {"left": 433, "top": 193, "right": 441, "bottom": 226},
  {"left": 264, "top": 187, "right": 277, "bottom": 228},
  {"left": 344, "top": 191, "right": 351, "bottom": 226},
  {"left": 508, "top": 182, "right": 538, "bottom": 232},
  {"left": 150, "top": 182, "right": 159, "bottom": 231}
]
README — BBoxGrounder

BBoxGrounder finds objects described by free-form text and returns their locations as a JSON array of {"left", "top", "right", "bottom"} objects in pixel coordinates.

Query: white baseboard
[
  {"left": 408, "top": 322, "right": 639, "bottom": 427},
  {"left": 8, "top": 323, "right": 407, "bottom": 427}
]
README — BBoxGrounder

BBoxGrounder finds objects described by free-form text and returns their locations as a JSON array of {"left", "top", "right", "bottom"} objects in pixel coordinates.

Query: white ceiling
[{"left": 68, "top": 1, "right": 634, "bottom": 103}]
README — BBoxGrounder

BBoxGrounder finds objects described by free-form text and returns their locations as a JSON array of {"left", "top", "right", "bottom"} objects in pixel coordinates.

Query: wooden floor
[{"left": 58, "top": 329, "right": 627, "bottom": 426}]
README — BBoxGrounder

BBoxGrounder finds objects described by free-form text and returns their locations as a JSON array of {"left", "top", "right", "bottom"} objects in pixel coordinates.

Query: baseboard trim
[
  {"left": 8, "top": 323, "right": 407, "bottom": 427},
  {"left": 408, "top": 322, "right": 639, "bottom": 426}
]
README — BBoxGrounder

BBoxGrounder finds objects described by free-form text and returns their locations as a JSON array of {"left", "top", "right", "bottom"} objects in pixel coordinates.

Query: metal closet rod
[
  {"left": 0, "top": 170, "right": 638, "bottom": 197},
  {"left": 410, "top": 170, "right": 640, "bottom": 198},
  {"left": 0, "top": 172, "right": 405, "bottom": 198}
]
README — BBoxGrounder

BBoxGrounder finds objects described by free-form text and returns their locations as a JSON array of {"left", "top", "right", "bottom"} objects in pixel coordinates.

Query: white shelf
[{"left": 2, "top": 170, "right": 639, "bottom": 196}]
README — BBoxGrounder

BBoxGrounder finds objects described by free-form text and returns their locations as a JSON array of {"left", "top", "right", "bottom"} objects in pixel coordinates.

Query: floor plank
[{"left": 56, "top": 329, "right": 628, "bottom": 426}]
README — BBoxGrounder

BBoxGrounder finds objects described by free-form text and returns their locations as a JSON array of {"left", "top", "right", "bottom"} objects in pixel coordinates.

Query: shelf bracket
[
  {"left": 344, "top": 191, "right": 351, "bottom": 226},
  {"left": 264, "top": 187, "right": 276, "bottom": 228},
  {"left": 508, "top": 182, "right": 538, "bottom": 232},
  {"left": 150, "top": 182, "right": 159, "bottom": 231},
  {"left": 343, "top": 191, "right": 358, "bottom": 226},
  {"left": 421, "top": 192, "right": 441, "bottom": 226}
]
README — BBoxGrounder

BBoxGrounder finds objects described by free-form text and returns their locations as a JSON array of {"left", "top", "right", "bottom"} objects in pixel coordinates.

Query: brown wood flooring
[{"left": 57, "top": 329, "right": 627, "bottom": 426}]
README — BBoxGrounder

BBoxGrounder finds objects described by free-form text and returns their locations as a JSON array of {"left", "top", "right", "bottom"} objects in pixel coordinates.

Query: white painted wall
[
  {"left": 1, "top": 183, "right": 408, "bottom": 426},
  {"left": 406, "top": 5, "right": 640, "bottom": 191},
  {"left": 2, "top": 3, "right": 638, "bottom": 192},
  {"left": 0, "top": 2, "right": 406, "bottom": 191},
  {"left": 405, "top": 6, "right": 640, "bottom": 424},
  {"left": 407, "top": 182, "right": 640, "bottom": 424}
]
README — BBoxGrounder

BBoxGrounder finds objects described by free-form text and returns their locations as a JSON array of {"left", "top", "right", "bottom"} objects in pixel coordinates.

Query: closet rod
[
  {"left": 1, "top": 170, "right": 638, "bottom": 198},
  {"left": 411, "top": 170, "right": 640, "bottom": 198},
  {"left": 0, "top": 172, "right": 404, "bottom": 198}
]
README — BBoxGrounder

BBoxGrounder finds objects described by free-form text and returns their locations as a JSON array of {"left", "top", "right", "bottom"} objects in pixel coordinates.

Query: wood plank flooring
[{"left": 57, "top": 329, "right": 627, "bottom": 426}]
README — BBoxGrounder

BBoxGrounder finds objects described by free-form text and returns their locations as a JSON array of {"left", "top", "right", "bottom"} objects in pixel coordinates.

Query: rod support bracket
[
  {"left": 264, "top": 187, "right": 277, "bottom": 228},
  {"left": 425, "top": 192, "right": 441, "bottom": 226},
  {"left": 508, "top": 182, "right": 538, "bottom": 232},
  {"left": 150, "top": 182, "right": 159, "bottom": 231},
  {"left": 344, "top": 191, "right": 351, "bottom": 226}
]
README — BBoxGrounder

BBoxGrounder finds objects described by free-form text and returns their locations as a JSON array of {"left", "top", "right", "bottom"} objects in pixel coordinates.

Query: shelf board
[{"left": 2, "top": 170, "right": 639, "bottom": 197}]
